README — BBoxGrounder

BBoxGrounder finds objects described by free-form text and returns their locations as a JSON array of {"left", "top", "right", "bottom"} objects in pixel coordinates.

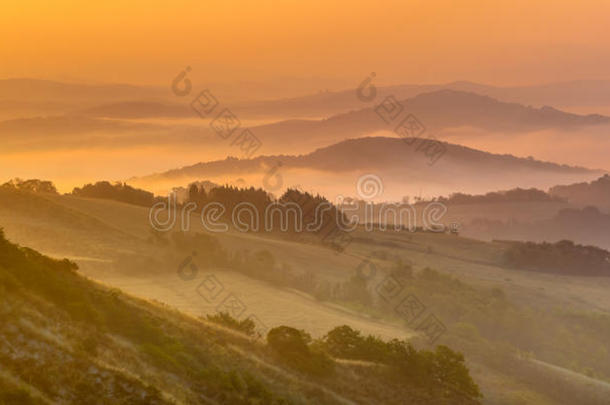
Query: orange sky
[{"left": 2, "top": 0, "right": 610, "bottom": 88}]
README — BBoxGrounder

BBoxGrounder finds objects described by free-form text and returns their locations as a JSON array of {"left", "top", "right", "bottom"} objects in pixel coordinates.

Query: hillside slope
[
  {"left": 3, "top": 189, "right": 610, "bottom": 404},
  {"left": 549, "top": 174, "right": 610, "bottom": 213},
  {"left": 226, "top": 80, "right": 610, "bottom": 119},
  {"left": 0, "top": 229, "right": 486, "bottom": 404},
  {"left": 128, "top": 137, "right": 602, "bottom": 199},
  {"left": 69, "top": 80, "right": 610, "bottom": 120}
]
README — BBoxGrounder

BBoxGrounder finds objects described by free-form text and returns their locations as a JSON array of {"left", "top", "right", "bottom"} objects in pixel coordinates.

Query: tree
[
  {"left": 2, "top": 178, "right": 58, "bottom": 194},
  {"left": 431, "top": 345, "right": 482, "bottom": 399},
  {"left": 188, "top": 183, "right": 207, "bottom": 207},
  {"left": 205, "top": 312, "right": 256, "bottom": 336},
  {"left": 72, "top": 181, "right": 154, "bottom": 206},
  {"left": 322, "top": 325, "right": 363, "bottom": 358},
  {"left": 267, "top": 326, "right": 333, "bottom": 376}
]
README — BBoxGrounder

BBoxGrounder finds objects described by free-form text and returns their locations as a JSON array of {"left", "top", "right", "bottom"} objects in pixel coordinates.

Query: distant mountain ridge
[
  {"left": 129, "top": 137, "right": 604, "bottom": 199},
  {"left": 137, "top": 136, "right": 597, "bottom": 178},
  {"left": 60, "top": 90, "right": 610, "bottom": 158},
  {"left": 5, "top": 77, "right": 610, "bottom": 121},
  {"left": 224, "top": 79, "right": 610, "bottom": 118},
  {"left": 3, "top": 80, "right": 609, "bottom": 158},
  {"left": 74, "top": 89, "right": 610, "bottom": 131},
  {"left": 549, "top": 175, "right": 610, "bottom": 212},
  {"left": 80, "top": 101, "right": 190, "bottom": 118},
  {"left": 0, "top": 78, "right": 166, "bottom": 102},
  {"left": 115, "top": 89, "right": 610, "bottom": 156}
]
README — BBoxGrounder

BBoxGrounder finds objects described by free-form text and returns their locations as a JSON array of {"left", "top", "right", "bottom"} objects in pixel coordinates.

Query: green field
[{"left": 2, "top": 188, "right": 610, "bottom": 404}]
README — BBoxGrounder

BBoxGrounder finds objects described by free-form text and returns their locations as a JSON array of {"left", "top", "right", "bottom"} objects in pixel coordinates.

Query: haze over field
[
  {"left": 2, "top": 81, "right": 610, "bottom": 192},
  {"left": 2, "top": 1, "right": 610, "bottom": 404}
]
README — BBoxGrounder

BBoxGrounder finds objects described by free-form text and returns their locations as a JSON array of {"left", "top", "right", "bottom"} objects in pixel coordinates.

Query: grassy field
[
  {"left": 5, "top": 229, "right": 468, "bottom": 404},
  {"left": 2, "top": 188, "right": 610, "bottom": 404}
]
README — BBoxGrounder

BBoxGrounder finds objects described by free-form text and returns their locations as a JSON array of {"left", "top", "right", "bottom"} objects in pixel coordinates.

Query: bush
[
  {"left": 322, "top": 325, "right": 388, "bottom": 362},
  {"left": 503, "top": 239, "right": 610, "bottom": 276},
  {"left": 321, "top": 325, "right": 482, "bottom": 401},
  {"left": 71, "top": 181, "right": 155, "bottom": 207},
  {"left": 267, "top": 326, "right": 334, "bottom": 377},
  {"left": 1, "top": 178, "right": 57, "bottom": 194},
  {"left": 206, "top": 312, "right": 256, "bottom": 337}
]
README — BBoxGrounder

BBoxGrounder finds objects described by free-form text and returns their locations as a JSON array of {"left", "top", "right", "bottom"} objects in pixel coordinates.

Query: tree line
[
  {"left": 434, "top": 187, "right": 563, "bottom": 205},
  {"left": 503, "top": 239, "right": 610, "bottom": 276}
]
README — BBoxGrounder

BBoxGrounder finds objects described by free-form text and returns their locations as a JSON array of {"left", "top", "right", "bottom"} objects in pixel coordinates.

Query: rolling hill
[
  {"left": 549, "top": 174, "right": 610, "bottom": 212},
  {"left": 4, "top": 86, "right": 609, "bottom": 170},
  {"left": 0, "top": 78, "right": 165, "bottom": 104},
  {"left": 3, "top": 187, "right": 610, "bottom": 404},
  {"left": 225, "top": 79, "right": 610, "bottom": 119},
  {"left": 128, "top": 137, "right": 603, "bottom": 199},
  {"left": 227, "top": 90, "right": 610, "bottom": 155},
  {"left": 5, "top": 229, "right": 484, "bottom": 404},
  {"left": 75, "top": 89, "right": 610, "bottom": 132},
  {"left": 21, "top": 78, "right": 610, "bottom": 121}
]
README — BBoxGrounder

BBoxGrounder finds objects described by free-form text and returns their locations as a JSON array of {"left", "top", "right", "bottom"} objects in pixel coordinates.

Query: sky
[
  {"left": 2, "top": 0, "right": 610, "bottom": 89},
  {"left": 2, "top": 0, "right": 610, "bottom": 193}
]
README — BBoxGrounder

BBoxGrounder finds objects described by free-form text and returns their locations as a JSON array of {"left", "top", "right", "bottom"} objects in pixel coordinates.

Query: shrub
[
  {"left": 206, "top": 312, "right": 256, "bottom": 337},
  {"left": 321, "top": 325, "right": 482, "bottom": 401},
  {"left": 1, "top": 178, "right": 57, "bottom": 194},
  {"left": 71, "top": 181, "right": 155, "bottom": 207},
  {"left": 267, "top": 326, "right": 334, "bottom": 377},
  {"left": 322, "top": 325, "right": 388, "bottom": 362},
  {"left": 503, "top": 239, "right": 610, "bottom": 276}
]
